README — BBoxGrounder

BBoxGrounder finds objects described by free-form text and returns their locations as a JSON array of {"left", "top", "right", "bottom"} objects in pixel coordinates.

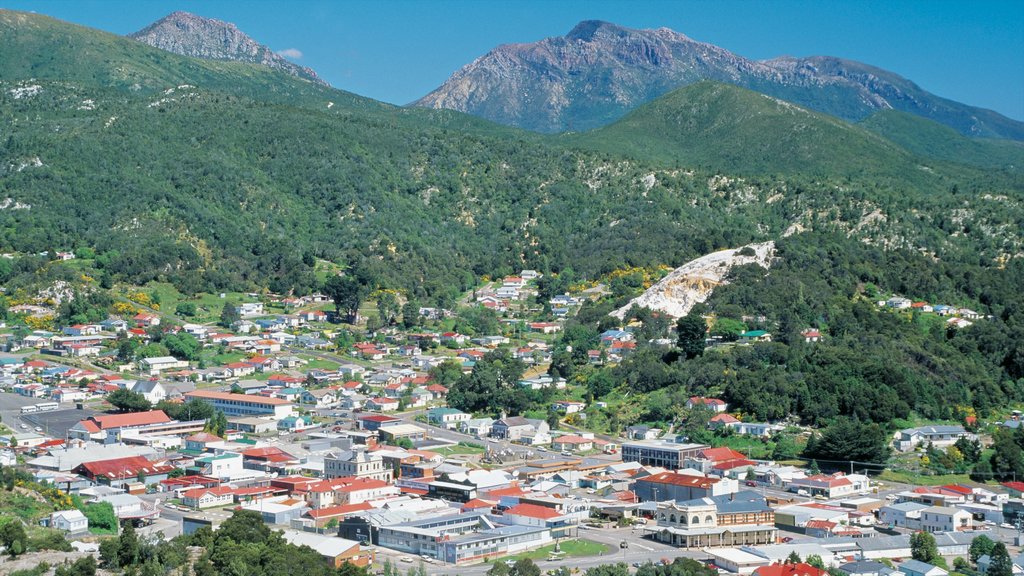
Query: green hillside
[
  {"left": 861, "top": 109, "right": 1024, "bottom": 172},
  {"left": 573, "top": 81, "right": 932, "bottom": 179},
  {"left": 0, "top": 10, "right": 1021, "bottom": 305}
]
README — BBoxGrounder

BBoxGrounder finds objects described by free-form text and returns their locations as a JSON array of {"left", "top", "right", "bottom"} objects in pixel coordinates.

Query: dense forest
[{"left": 0, "top": 12, "right": 1022, "bottom": 307}]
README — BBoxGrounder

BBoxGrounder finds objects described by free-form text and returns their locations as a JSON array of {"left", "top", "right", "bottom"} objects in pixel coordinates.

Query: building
[
  {"left": 899, "top": 560, "right": 949, "bottom": 576},
  {"left": 622, "top": 440, "right": 709, "bottom": 469},
  {"left": 306, "top": 476, "right": 399, "bottom": 509},
  {"left": 75, "top": 455, "right": 174, "bottom": 487},
  {"left": 181, "top": 486, "right": 234, "bottom": 509},
  {"left": 879, "top": 502, "right": 930, "bottom": 529},
  {"left": 687, "top": 397, "right": 728, "bottom": 413},
  {"left": 281, "top": 530, "right": 373, "bottom": 568},
  {"left": 192, "top": 452, "right": 244, "bottom": 481},
  {"left": 894, "top": 426, "right": 974, "bottom": 452},
  {"left": 49, "top": 509, "right": 88, "bottom": 533},
  {"left": 919, "top": 506, "right": 972, "bottom": 533},
  {"left": 789, "top": 474, "right": 865, "bottom": 499},
  {"left": 646, "top": 491, "right": 777, "bottom": 549},
  {"left": 324, "top": 450, "right": 392, "bottom": 482},
  {"left": 755, "top": 564, "right": 828, "bottom": 576},
  {"left": 69, "top": 410, "right": 173, "bottom": 441},
  {"left": 634, "top": 472, "right": 737, "bottom": 502},
  {"left": 239, "top": 496, "right": 309, "bottom": 525},
  {"left": 427, "top": 408, "right": 471, "bottom": 429},
  {"left": 491, "top": 417, "right": 547, "bottom": 441},
  {"left": 139, "top": 356, "right": 189, "bottom": 376},
  {"left": 185, "top": 390, "right": 294, "bottom": 418}
]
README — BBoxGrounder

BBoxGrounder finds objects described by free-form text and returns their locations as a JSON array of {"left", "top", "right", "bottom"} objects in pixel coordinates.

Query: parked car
[{"left": 745, "top": 480, "right": 757, "bottom": 487}]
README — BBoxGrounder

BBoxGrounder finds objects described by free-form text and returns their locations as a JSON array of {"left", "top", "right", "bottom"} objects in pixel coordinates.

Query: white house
[
  {"left": 238, "top": 302, "right": 265, "bottom": 317},
  {"left": 894, "top": 426, "right": 974, "bottom": 452},
  {"left": 49, "top": 509, "right": 88, "bottom": 533}
]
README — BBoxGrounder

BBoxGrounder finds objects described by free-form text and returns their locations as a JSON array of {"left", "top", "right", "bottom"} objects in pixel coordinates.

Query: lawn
[
  {"left": 711, "top": 435, "right": 778, "bottom": 460},
  {"left": 434, "top": 444, "right": 485, "bottom": 456},
  {"left": 303, "top": 359, "right": 340, "bottom": 371},
  {"left": 501, "top": 539, "right": 609, "bottom": 562},
  {"left": 878, "top": 469, "right": 974, "bottom": 486}
]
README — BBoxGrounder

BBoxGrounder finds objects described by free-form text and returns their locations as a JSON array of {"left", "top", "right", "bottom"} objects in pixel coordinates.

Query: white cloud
[{"left": 276, "top": 48, "right": 303, "bottom": 60}]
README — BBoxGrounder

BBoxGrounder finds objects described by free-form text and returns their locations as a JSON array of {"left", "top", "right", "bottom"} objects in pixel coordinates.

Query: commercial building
[
  {"left": 633, "top": 471, "right": 737, "bottom": 502},
  {"left": 622, "top": 440, "right": 709, "bottom": 469},
  {"left": 185, "top": 390, "right": 293, "bottom": 418},
  {"left": 646, "top": 491, "right": 777, "bottom": 549}
]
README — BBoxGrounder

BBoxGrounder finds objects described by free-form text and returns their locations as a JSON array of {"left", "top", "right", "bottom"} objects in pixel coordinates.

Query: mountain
[
  {"left": 572, "top": 81, "right": 920, "bottom": 179},
  {"left": 860, "top": 110, "right": 1024, "bottom": 172},
  {"left": 415, "top": 20, "right": 1024, "bottom": 140},
  {"left": 0, "top": 9, "right": 1022, "bottom": 302},
  {"left": 129, "top": 11, "right": 325, "bottom": 85}
]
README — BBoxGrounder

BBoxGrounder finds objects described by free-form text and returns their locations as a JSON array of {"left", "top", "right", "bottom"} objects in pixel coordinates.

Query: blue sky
[{"left": 6, "top": 0, "right": 1024, "bottom": 120}]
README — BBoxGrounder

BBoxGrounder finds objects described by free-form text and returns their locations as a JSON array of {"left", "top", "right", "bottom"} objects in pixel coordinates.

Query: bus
[
  {"left": 20, "top": 405, "right": 39, "bottom": 414},
  {"left": 35, "top": 402, "right": 59, "bottom": 412}
]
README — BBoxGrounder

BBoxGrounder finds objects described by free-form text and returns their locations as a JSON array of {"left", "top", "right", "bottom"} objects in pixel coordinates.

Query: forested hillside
[{"left": 2, "top": 12, "right": 1021, "bottom": 308}]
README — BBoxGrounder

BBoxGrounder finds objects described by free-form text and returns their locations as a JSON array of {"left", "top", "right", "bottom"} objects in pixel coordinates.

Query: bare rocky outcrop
[
  {"left": 612, "top": 241, "right": 775, "bottom": 319},
  {"left": 129, "top": 12, "right": 325, "bottom": 85},
  {"left": 414, "top": 20, "right": 1023, "bottom": 139}
]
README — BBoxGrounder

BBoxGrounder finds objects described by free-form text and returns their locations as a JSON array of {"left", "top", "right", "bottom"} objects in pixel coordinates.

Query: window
[{"left": 692, "top": 516, "right": 699, "bottom": 525}]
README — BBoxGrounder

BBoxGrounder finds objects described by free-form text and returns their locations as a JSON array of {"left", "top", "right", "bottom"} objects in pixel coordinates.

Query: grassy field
[
  {"left": 878, "top": 469, "right": 974, "bottom": 486},
  {"left": 501, "top": 539, "right": 609, "bottom": 561},
  {"left": 303, "top": 359, "right": 340, "bottom": 371},
  {"left": 711, "top": 435, "right": 777, "bottom": 460},
  {"left": 434, "top": 443, "right": 485, "bottom": 456}
]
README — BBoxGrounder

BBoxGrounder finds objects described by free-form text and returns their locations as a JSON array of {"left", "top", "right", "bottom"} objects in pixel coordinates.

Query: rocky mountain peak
[{"left": 129, "top": 11, "right": 326, "bottom": 85}]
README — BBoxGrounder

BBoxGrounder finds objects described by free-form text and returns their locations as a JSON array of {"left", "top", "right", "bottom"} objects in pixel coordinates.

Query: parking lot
[{"left": 0, "top": 391, "right": 95, "bottom": 438}]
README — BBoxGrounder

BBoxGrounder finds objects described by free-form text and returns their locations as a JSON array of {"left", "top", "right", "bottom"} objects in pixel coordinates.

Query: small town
[
  {"left": 0, "top": 268, "right": 1017, "bottom": 576},
  {"left": 0, "top": 2, "right": 1022, "bottom": 576}
]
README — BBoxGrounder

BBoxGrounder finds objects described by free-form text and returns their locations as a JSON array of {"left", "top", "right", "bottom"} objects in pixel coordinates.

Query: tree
[
  {"left": 970, "top": 534, "right": 996, "bottom": 564},
  {"left": 219, "top": 301, "right": 240, "bottom": 328},
  {"left": 803, "top": 418, "right": 890, "bottom": 464},
  {"left": 107, "top": 389, "right": 152, "bottom": 413},
  {"left": 989, "top": 542, "right": 1014, "bottom": 576},
  {"left": 81, "top": 502, "right": 117, "bottom": 533},
  {"left": 377, "top": 291, "right": 400, "bottom": 326},
  {"left": 0, "top": 519, "right": 27, "bottom": 557},
  {"left": 910, "top": 531, "right": 940, "bottom": 566},
  {"left": 164, "top": 333, "right": 201, "bottom": 361},
  {"left": 487, "top": 562, "right": 510, "bottom": 576},
  {"left": 676, "top": 313, "right": 707, "bottom": 359},
  {"left": 786, "top": 551, "right": 802, "bottom": 564},
  {"left": 325, "top": 273, "right": 371, "bottom": 323},
  {"left": 205, "top": 411, "right": 228, "bottom": 437},
  {"left": 806, "top": 555, "right": 825, "bottom": 570},
  {"left": 585, "top": 564, "right": 630, "bottom": 576},
  {"left": 175, "top": 302, "right": 197, "bottom": 317},
  {"left": 510, "top": 558, "right": 541, "bottom": 576},
  {"left": 401, "top": 300, "right": 420, "bottom": 329},
  {"left": 117, "top": 522, "right": 140, "bottom": 567}
]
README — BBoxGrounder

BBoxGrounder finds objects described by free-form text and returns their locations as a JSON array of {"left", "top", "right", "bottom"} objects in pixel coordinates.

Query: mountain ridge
[
  {"left": 415, "top": 20, "right": 1024, "bottom": 140},
  {"left": 128, "top": 11, "right": 326, "bottom": 85}
]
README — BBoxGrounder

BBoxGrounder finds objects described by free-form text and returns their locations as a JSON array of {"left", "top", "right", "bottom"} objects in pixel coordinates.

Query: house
[
  {"left": 133, "top": 313, "right": 160, "bottom": 327},
  {"left": 181, "top": 486, "right": 234, "bottom": 509},
  {"left": 550, "top": 435, "right": 595, "bottom": 452},
  {"left": 192, "top": 453, "right": 244, "bottom": 481},
  {"left": 739, "top": 330, "right": 772, "bottom": 343},
  {"left": 427, "top": 407, "right": 471, "bottom": 429},
  {"left": 139, "top": 356, "right": 189, "bottom": 376},
  {"left": 838, "top": 561, "right": 900, "bottom": 576},
  {"left": 626, "top": 425, "right": 662, "bottom": 440},
  {"left": 528, "top": 322, "right": 561, "bottom": 334},
  {"left": 278, "top": 415, "right": 316, "bottom": 432},
  {"left": 184, "top": 433, "right": 223, "bottom": 453},
  {"left": 49, "top": 509, "right": 88, "bottom": 533},
  {"left": 801, "top": 329, "right": 822, "bottom": 343},
  {"left": 894, "top": 426, "right": 974, "bottom": 451},
  {"left": 184, "top": 390, "right": 294, "bottom": 418},
  {"left": 301, "top": 388, "right": 337, "bottom": 407},
  {"left": 238, "top": 302, "right": 264, "bottom": 317},
  {"left": 551, "top": 400, "right": 586, "bottom": 414},
  {"left": 633, "top": 471, "right": 737, "bottom": 502},
  {"left": 754, "top": 563, "right": 828, "bottom": 576},
  {"left": 789, "top": 473, "right": 861, "bottom": 499},
  {"left": 462, "top": 418, "right": 494, "bottom": 437},
  {"left": 899, "top": 560, "right": 949, "bottom": 576},
  {"left": 491, "top": 416, "right": 548, "bottom": 441},
  {"left": 366, "top": 397, "right": 400, "bottom": 412},
  {"left": 687, "top": 397, "right": 728, "bottom": 413},
  {"left": 886, "top": 297, "right": 912, "bottom": 309}
]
